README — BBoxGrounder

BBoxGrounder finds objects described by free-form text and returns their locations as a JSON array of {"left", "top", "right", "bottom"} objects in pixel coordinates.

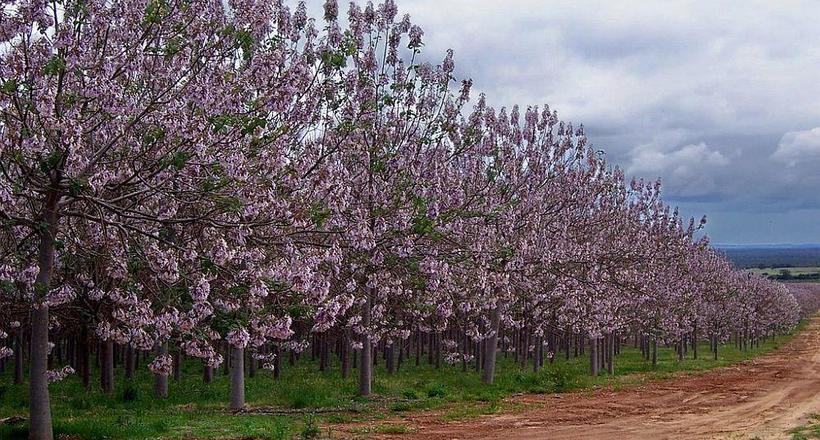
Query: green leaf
[
  {"left": 1, "top": 79, "right": 18, "bottom": 94},
  {"left": 43, "top": 56, "right": 66, "bottom": 76},
  {"left": 309, "top": 203, "right": 332, "bottom": 228}
]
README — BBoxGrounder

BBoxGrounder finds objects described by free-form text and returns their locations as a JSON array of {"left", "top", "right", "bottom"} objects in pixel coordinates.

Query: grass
[
  {"left": 747, "top": 266, "right": 820, "bottom": 275},
  {"left": 0, "top": 323, "right": 805, "bottom": 440},
  {"left": 789, "top": 414, "right": 820, "bottom": 440},
  {"left": 746, "top": 267, "right": 820, "bottom": 282}
]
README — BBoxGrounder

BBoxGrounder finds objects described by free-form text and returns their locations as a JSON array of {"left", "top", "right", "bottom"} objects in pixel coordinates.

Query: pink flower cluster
[
  {"left": 46, "top": 366, "right": 75, "bottom": 383},
  {"left": 148, "top": 355, "right": 173, "bottom": 376}
]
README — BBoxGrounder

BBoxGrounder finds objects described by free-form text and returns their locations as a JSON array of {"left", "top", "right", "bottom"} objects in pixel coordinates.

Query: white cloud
[{"left": 772, "top": 127, "right": 820, "bottom": 166}]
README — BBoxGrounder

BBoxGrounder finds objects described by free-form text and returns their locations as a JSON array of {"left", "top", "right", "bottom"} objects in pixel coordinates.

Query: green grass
[
  {"left": 0, "top": 323, "right": 805, "bottom": 439},
  {"left": 789, "top": 414, "right": 820, "bottom": 440},
  {"left": 747, "top": 266, "right": 820, "bottom": 275}
]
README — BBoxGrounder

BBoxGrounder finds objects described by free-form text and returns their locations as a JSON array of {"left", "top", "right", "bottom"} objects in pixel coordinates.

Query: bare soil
[{"left": 344, "top": 315, "right": 820, "bottom": 439}]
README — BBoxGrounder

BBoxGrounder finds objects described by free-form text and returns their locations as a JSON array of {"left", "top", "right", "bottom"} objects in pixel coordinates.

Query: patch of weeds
[
  {"left": 69, "top": 396, "right": 92, "bottom": 410},
  {"left": 374, "top": 424, "right": 414, "bottom": 434},
  {"left": 788, "top": 414, "right": 820, "bottom": 440},
  {"left": 426, "top": 383, "right": 446, "bottom": 398},
  {"left": 440, "top": 405, "right": 482, "bottom": 422},
  {"left": 115, "top": 414, "right": 133, "bottom": 427},
  {"left": 401, "top": 389, "right": 419, "bottom": 400},
  {"left": 263, "top": 418, "right": 292, "bottom": 440},
  {"left": 150, "top": 418, "right": 170, "bottom": 433},
  {"left": 300, "top": 413, "right": 321, "bottom": 440},
  {"left": 324, "top": 413, "right": 354, "bottom": 424},
  {"left": 389, "top": 402, "right": 412, "bottom": 412},
  {"left": 484, "top": 400, "right": 500, "bottom": 414},
  {"left": 119, "top": 381, "right": 139, "bottom": 402},
  {"left": 541, "top": 363, "right": 576, "bottom": 392},
  {"left": 291, "top": 394, "right": 310, "bottom": 409}
]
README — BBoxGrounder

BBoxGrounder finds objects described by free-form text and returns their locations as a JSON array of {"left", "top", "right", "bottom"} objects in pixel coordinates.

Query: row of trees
[{"left": 0, "top": 0, "right": 813, "bottom": 438}]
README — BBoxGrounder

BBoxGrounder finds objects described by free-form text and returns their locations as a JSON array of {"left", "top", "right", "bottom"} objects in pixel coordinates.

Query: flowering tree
[
  {"left": 314, "top": 0, "right": 472, "bottom": 395},
  {"left": 0, "top": 0, "right": 336, "bottom": 433},
  {"left": 0, "top": 0, "right": 810, "bottom": 437}
]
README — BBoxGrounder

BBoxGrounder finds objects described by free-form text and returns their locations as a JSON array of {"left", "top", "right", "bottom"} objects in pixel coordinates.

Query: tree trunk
[
  {"left": 80, "top": 330, "right": 90, "bottom": 390},
  {"left": 427, "top": 332, "right": 434, "bottom": 365},
  {"left": 100, "top": 340, "right": 114, "bottom": 393},
  {"left": 273, "top": 346, "right": 281, "bottom": 380},
  {"left": 30, "top": 190, "right": 60, "bottom": 440},
  {"left": 230, "top": 346, "right": 245, "bottom": 410},
  {"left": 589, "top": 337, "right": 599, "bottom": 376},
  {"left": 651, "top": 338, "right": 658, "bottom": 368},
  {"left": 203, "top": 363, "right": 213, "bottom": 384},
  {"left": 30, "top": 307, "right": 53, "bottom": 440},
  {"left": 565, "top": 332, "right": 571, "bottom": 361},
  {"left": 481, "top": 306, "right": 501, "bottom": 384},
  {"left": 341, "top": 338, "right": 349, "bottom": 379},
  {"left": 153, "top": 344, "right": 169, "bottom": 398},
  {"left": 248, "top": 350, "right": 256, "bottom": 378},
  {"left": 386, "top": 343, "right": 396, "bottom": 375},
  {"left": 13, "top": 333, "right": 23, "bottom": 384},
  {"left": 173, "top": 350, "right": 181, "bottom": 381},
  {"left": 607, "top": 334, "right": 615, "bottom": 375},
  {"left": 414, "top": 330, "right": 420, "bottom": 367},
  {"left": 125, "top": 345, "right": 135, "bottom": 379},
  {"left": 358, "top": 290, "right": 373, "bottom": 396},
  {"left": 461, "top": 333, "right": 468, "bottom": 372}
]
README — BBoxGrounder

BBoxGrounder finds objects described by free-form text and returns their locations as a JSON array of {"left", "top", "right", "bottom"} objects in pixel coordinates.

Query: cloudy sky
[{"left": 310, "top": 1, "right": 820, "bottom": 244}]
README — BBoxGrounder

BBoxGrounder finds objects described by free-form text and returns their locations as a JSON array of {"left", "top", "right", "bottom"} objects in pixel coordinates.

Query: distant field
[
  {"left": 718, "top": 245, "right": 820, "bottom": 268},
  {"left": 746, "top": 266, "right": 820, "bottom": 282},
  {"left": 747, "top": 267, "right": 820, "bottom": 276}
]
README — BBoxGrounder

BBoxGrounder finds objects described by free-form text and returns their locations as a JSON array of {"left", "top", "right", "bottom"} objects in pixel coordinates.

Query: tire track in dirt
[{"left": 353, "top": 315, "right": 820, "bottom": 439}]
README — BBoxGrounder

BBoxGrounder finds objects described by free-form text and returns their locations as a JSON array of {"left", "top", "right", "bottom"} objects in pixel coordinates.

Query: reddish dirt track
[{"left": 345, "top": 315, "right": 820, "bottom": 440}]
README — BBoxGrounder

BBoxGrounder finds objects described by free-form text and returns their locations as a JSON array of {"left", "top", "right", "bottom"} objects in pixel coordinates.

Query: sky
[{"left": 308, "top": 1, "right": 820, "bottom": 244}]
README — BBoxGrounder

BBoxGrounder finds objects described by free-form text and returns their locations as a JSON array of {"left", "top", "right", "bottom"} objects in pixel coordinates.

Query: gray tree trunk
[
  {"left": 481, "top": 307, "right": 501, "bottom": 384},
  {"left": 100, "top": 339, "right": 114, "bottom": 393},
  {"left": 692, "top": 323, "right": 698, "bottom": 360},
  {"left": 30, "top": 307, "right": 53, "bottom": 440},
  {"left": 124, "top": 345, "right": 135, "bottom": 379},
  {"left": 230, "top": 346, "right": 245, "bottom": 410},
  {"left": 13, "top": 333, "right": 23, "bottom": 384},
  {"left": 589, "top": 337, "right": 599, "bottom": 376},
  {"left": 340, "top": 339, "right": 349, "bottom": 379},
  {"left": 607, "top": 334, "right": 615, "bottom": 375},
  {"left": 30, "top": 190, "right": 60, "bottom": 440},
  {"left": 173, "top": 351, "right": 181, "bottom": 381},
  {"left": 358, "top": 291, "right": 373, "bottom": 396},
  {"left": 273, "top": 346, "right": 281, "bottom": 380},
  {"left": 153, "top": 343, "right": 168, "bottom": 398},
  {"left": 203, "top": 363, "right": 213, "bottom": 384},
  {"left": 386, "top": 343, "right": 395, "bottom": 375},
  {"left": 651, "top": 338, "right": 658, "bottom": 368},
  {"left": 248, "top": 350, "right": 256, "bottom": 378}
]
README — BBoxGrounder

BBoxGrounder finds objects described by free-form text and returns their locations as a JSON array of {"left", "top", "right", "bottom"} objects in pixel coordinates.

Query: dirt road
[{"left": 361, "top": 316, "right": 820, "bottom": 439}]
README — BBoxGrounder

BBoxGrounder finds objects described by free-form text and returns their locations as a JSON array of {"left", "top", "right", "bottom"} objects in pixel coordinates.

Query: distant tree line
[
  {"left": 721, "top": 247, "right": 820, "bottom": 269},
  {"left": 766, "top": 269, "right": 820, "bottom": 282}
]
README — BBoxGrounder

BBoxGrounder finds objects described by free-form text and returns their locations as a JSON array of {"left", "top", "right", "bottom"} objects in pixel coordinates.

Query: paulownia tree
[{"left": 0, "top": 0, "right": 333, "bottom": 435}]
